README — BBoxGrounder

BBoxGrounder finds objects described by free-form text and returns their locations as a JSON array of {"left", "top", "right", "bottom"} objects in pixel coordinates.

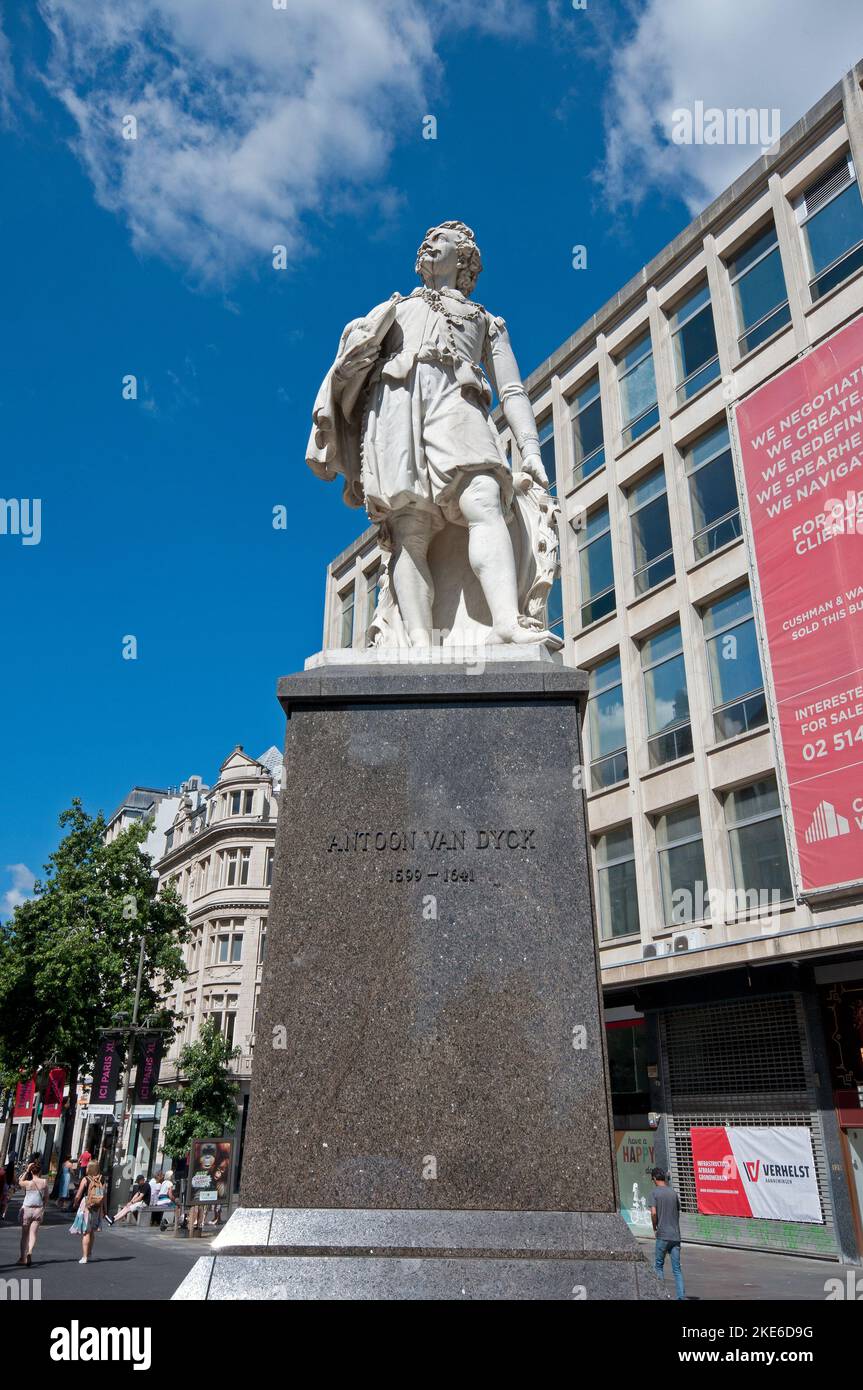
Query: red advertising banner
[
  {"left": 691, "top": 1126, "right": 821, "bottom": 1223},
  {"left": 733, "top": 314, "right": 863, "bottom": 896},
  {"left": 42, "top": 1066, "right": 66, "bottom": 1121},
  {"left": 13, "top": 1075, "right": 36, "bottom": 1120}
]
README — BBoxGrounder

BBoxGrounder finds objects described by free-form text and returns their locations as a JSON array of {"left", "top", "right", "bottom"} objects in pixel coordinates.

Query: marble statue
[{"left": 307, "top": 220, "right": 561, "bottom": 650}]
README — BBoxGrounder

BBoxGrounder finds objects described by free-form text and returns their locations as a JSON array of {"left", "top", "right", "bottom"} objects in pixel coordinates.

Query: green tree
[
  {"left": 157, "top": 1020, "right": 240, "bottom": 1158},
  {"left": 0, "top": 799, "right": 188, "bottom": 1172}
]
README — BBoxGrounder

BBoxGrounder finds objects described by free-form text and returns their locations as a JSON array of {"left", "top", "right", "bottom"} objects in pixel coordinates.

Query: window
[
  {"left": 577, "top": 503, "right": 615, "bottom": 626},
  {"left": 339, "top": 584, "right": 355, "bottom": 648},
  {"left": 641, "top": 623, "right": 692, "bottom": 767},
  {"left": 670, "top": 282, "right": 720, "bottom": 403},
  {"left": 724, "top": 779, "right": 792, "bottom": 902},
  {"left": 797, "top": 153, "right": 863, "bottom": 301},
  {"left": 264, "top": 847, "right": 274, "bottom": 887},
  {"left": 606, "top": 1021, "right": 648, "bottom": 1096},
  {"left": 212, "top": 922, "right": 244, "bottom": 964},
  {"left": 628, "top": 466, "right": 674, "bottom": 594},
  {"left": 221, "top": 848, "right": 251, "bottom": 887},
  {"left": 536, "top": 417, "right": 556, "bottom": 489},
  {"left": 206, "top": 993, "right": 238, "bottom": 1046},
  {"left": 258, "top": 919, "right": 268, "bottom": 964},
  {"left": 656, "top": 803, "right": 708, "bottom": 926},
  {"left": 196, "top": 858, "right": 209, "bottom": 896},
  {"left": 570, "top": 377, "right": 605, "bottom": 483},
  {"left": 587, "top": 654, "right": 628, "bottom": 790},
  {"left": 617, "top": 329, "right": 659, "bottom": 446},
  {"left": 229, "top": 789, "right": 254, "bottom": 816},
  {"left": 595, "top": 825, "right": 640, "bottom": 941},
  {"left": 728, "top": 223, "right": 790, "bottom": 354},
  {"left": 546, "top": 574, "right": 564, "bottom": 635},
  {"left": 164, "top": 828, "right": 174, "bottom": 853},
  {"left": 703, "top": 587, "right": 767, "bottom": 741},
  {"left": 685, "top": 421, "right": 741, "bottom": 559}
]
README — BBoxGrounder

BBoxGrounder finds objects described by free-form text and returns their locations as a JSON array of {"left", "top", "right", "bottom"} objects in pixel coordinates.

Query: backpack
[{"left": 86, "top": 1176, "right": 105, "bottom": 1210}]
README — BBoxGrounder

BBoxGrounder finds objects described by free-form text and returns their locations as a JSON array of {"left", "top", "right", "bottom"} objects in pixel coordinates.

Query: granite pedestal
[{"left": 174, "top": 652, "right": 664, "bottom": 1300}]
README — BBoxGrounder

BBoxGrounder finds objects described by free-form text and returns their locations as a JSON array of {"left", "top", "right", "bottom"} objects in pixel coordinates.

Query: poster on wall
[
  {"left": 188, "top": 1138, "right": 233, "bottom": 1206},
  {"left": 614, "top": 1130, "right": 656, "bottom": 1231},
  {"left": 690, "top": 1126, "right": 822, "bottom": 1223},
  {"left": 732, "top": 314, "right": 863, "bottom": 897}
]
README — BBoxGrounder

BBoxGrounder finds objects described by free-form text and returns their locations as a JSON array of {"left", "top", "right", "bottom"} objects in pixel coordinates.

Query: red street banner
[
  {"left": 691, "top": 1126, "right": 822, "bottom": 1223},
  {"left": 135, "top": 1034, "right": 162, "bottom": 1105},
  {"left": 13, "top": 1075, "right": 36, "bottom": 1120},
  {"left": 733, "top": 314, "right": 863, "bottom": 896},
  {"left": 42, "top": 1066, "right": 66, "bottom": 1120}
]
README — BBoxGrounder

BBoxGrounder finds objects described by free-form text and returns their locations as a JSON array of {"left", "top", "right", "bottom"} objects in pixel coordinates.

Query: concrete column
[
  {"left": 703, "top": 232, "right": 738, "bottom": 376},
  {"left": 842, "top": 69, "right": 863, "bottom": 185},
  {"left": 769, "top": 171, "right": 810, "bottom": 353}
]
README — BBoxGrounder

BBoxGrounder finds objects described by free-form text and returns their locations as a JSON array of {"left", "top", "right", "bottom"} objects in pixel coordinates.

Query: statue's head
[{"left": 415, "top": 220, "right": 482, "bottom": 296}]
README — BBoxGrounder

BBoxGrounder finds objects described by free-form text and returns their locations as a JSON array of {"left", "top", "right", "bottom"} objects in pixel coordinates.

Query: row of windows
[
  {"left": 595, "top": 777, "right": 792, "bottom": 942},
  {"left": 338, "top": 564, "right": 381, "bottom": 648},
  {"left": 163, "top": 786, "right": 272, "bottom": 854},
  {"left": 186, "top": 918, "right": 268, "bottom": 972},
  {"left": 550, "top": 152, "right": 863, "bottom": 494},
  {"left": 168, "top": 846, "right": 274, "bottom": 901},
  {"left": 586, "top": 583, "right": 766, "bottom": 787}
]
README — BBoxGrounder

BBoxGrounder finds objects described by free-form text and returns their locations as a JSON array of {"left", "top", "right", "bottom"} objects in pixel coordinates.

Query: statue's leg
[
  {"left": 460, "top": 472, "right": 552, "bottom": 645},
  {"left": 389, "top": 509, "right": 436, "bottom": 646}
]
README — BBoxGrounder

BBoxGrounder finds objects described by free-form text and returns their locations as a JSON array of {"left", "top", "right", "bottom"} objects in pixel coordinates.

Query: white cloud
[
  {"left": 599, "top": 0, "right": 863, "bottom": 215},
  {"left": 0, "top": 12, "right": 17, "bottom": 125},
  {"left": 2, "top": 863, "right": 36, "bottom": 915},
  {"left": 36, "top": 0, "right": 531, "bottom": 283}
]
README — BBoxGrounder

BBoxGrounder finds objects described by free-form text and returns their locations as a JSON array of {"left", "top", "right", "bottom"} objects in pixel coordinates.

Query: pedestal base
[{"left": 172, "top": 1207, "right": 666, "bottom": 1300}]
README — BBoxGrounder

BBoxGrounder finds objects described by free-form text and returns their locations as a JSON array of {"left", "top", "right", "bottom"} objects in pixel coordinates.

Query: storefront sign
[
  {"left": 90, "top": 1035, "right": 123, "bottom": 1109},
  {"left": 614, "top": 1130, "right": 656, "bottom": 1231},
  {"left": 135, "top": 1033, "right": 162, "bottom": 1105},
  {"left": 733, "top": 315, "right": 863, "bottom": 896},
  {"left": 691, "top": 1125, "right": 822, "bottom": 1223},
  {"left": 13, "top": 1075, "right": 36, "bottom": 1120},
  {"left": 42, "top": 1066, "right": 66, "bottom": 1120},
  {"left": 188, "top": 1138, "right": 233, "bottom": 1206}
]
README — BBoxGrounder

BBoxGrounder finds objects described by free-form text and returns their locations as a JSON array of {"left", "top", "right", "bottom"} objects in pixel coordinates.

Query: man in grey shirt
[{"left": 650, "top": 1166, "right": 685, "bottom": 1299}]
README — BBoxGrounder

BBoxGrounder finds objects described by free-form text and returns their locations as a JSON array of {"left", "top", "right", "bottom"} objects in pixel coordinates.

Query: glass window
[
  {"left": 547, "top": 574, "right": 564, "bottom": 634},
  {"left": 617, "top": 329, "right": 659, "bottom": 446},
  {"left": 570, "top": 377, "right": 605, "bottom": 483},
  {"left": 264, "top": 847, "right": 274, "bottom": 887},
  {"left": 656, "top": 802, "right": 708, "bottom": 926},
  {"left": 537, "top": 417, "right": 556, "bottom": 490},
  {"left": 216, "top": 934, "right": 229, "bottom": 964},
  {"left": 258, "top": 922, "right": 268, "bottom": 964},
  {"left": 339, "top": 584, "right": 355, "bottom": 648},
  {"left": 728, "top": 223, "right": 791, "bottom": 354},
  {"left": 798, "top": 154, "right": 863, "bottom": 301},
  {"left": 628, "top": 466, "right": 674, "bottom": 594},
  {"left": 606, "top": 1021, "right": 648, "bottom": 1095},
  {"left": 641, "top": 623, "right": 692, "bottom": 767},
  {"left": 685, "top": 421, "right": 741, "bottom": 559},
  {"left": 364, "top": 565, "right": 380, "bottom": 646},
  {"left": 703, "top": 587, "right": 767, "bottom": 741},
  {"left": 587, "top": 654, "right": 628, "bottom": 791},
  {"left": 164, "top": 829, "right": 174, "bottom": 853},
  {"left": 230, "top": 935, "right": 243, "bottom": 964},
  {"left": 670, "top": 282, "right": 720, "bottom": 403},
  {"left": 577, "top": 504, "right": 615, "bottom": 626},
  {"left": 595, "top": 825, "right": 640, "bottom": 941},
  {"left": 724, "top": 778, "right": 793, "bottom": 901}
]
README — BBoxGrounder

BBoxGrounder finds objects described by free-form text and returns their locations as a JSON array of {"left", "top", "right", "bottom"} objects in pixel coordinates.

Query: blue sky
[{"left": 1, "top": 0, "right": 861, "bottom": 908}]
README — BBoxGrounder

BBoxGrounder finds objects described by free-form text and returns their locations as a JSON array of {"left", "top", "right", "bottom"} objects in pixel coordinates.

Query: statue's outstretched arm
[{"left": 484, "top": 316, "right": 549, "bottom": 489}]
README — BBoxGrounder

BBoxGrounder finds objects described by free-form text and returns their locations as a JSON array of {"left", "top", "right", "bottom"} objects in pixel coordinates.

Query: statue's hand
[{"left": 520, "top": 454, "right": 550, "bottom": 490}]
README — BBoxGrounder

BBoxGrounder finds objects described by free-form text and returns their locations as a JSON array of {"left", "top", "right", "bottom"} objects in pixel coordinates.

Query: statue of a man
[{"left": 307, "top": 220, "right": 560, "bottom": 649}]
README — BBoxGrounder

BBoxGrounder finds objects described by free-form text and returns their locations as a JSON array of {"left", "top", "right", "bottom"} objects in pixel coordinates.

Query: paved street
[{"left": 1, "top": 1196, "right": 857, "bottom": 1301}]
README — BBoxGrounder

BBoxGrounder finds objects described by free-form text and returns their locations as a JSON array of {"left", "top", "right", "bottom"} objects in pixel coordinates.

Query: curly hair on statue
[{"left": 415, "top": 220, "right": 483, "bottom": 296}]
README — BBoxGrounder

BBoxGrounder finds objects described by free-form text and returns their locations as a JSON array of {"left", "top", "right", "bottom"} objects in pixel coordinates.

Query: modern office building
[{"left": 319, "top": 64, "right": 863, "bottom": 1262}]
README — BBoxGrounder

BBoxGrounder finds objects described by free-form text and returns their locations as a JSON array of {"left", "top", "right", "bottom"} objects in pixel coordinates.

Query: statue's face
[{"left": 418, "top": 226, "right": 462, "bottom": 287}]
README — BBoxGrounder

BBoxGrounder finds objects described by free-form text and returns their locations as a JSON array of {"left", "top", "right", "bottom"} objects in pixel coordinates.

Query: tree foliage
[
  {"left": 157, "top": 1020, "right": 240, "bottom": 1157},
  {"left": 0, "top": 799, "right": 188, "bottom": 1082}
]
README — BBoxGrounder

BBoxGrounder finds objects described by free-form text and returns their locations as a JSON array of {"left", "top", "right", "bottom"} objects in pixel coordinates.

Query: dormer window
[{"left": 229, "top": 789, "right": 254, "bottom": 816}]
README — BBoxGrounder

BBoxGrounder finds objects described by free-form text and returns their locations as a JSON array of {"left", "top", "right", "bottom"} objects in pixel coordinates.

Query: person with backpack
[
  {"left": 17, "top": 1157, "right": 48, "bottom": 1266},
  {"left": 69, "top": 1161, "right": 107, "bottom": 1264}
]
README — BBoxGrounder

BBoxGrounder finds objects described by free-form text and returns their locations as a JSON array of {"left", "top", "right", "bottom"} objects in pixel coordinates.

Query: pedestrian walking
[
  {"left": 57, "top": 1158, "right": 75, "bottom": 1210},
  {"left": 17, "top": 1157, "right": 48, "bottom": 1267},
  {"left": 115, "top": 1174, "right": 149, "bottom": 1223},
  {"left": 649, "top": 1165, "right": 686, "bottom": 1300},
  {"left": 77, "top": 1147, "right": 92, "bottom": 1184},
  {"left": 69, "top": 1161, "right": 107, "bottom": 1264}
]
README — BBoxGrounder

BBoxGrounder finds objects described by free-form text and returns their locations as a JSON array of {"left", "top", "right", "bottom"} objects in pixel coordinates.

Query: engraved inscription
[{"left": 327, "top": 828, "right": 537, "bottom": 853}]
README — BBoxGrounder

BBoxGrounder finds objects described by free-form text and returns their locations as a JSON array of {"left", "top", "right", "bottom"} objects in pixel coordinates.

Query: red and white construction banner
[
  {"left": 733, "top": 315, "right": 863, "bottom": 897},
  {"left": 690, "top": 1126, "right": 822, "bottom": 1223}
]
